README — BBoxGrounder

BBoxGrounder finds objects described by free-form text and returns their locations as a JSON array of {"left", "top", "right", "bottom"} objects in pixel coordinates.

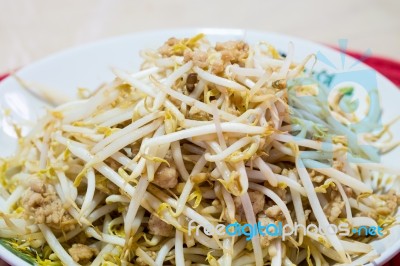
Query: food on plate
[{"left": 0, "top": 34, "right": 398, "bottom": 266}]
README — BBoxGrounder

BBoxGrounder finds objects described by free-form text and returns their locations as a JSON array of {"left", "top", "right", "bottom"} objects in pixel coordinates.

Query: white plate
[{"left": 0, "top": 28, "right": 399, "bottom": 265}]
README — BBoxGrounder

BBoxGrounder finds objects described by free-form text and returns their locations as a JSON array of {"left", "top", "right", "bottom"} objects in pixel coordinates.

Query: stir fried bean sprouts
[{"left": 0, "top": 34, "right": 398, "bottom": 266}]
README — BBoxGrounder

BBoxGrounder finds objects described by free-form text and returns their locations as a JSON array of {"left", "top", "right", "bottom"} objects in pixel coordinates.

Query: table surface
[{"left": 1, "top": 0, "right": 400, "bottom": 74}]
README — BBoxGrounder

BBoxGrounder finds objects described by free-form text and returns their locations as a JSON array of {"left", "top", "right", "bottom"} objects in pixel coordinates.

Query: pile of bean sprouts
[{"left": 0, "top": 34, "right": 399, "bottom": 266}]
